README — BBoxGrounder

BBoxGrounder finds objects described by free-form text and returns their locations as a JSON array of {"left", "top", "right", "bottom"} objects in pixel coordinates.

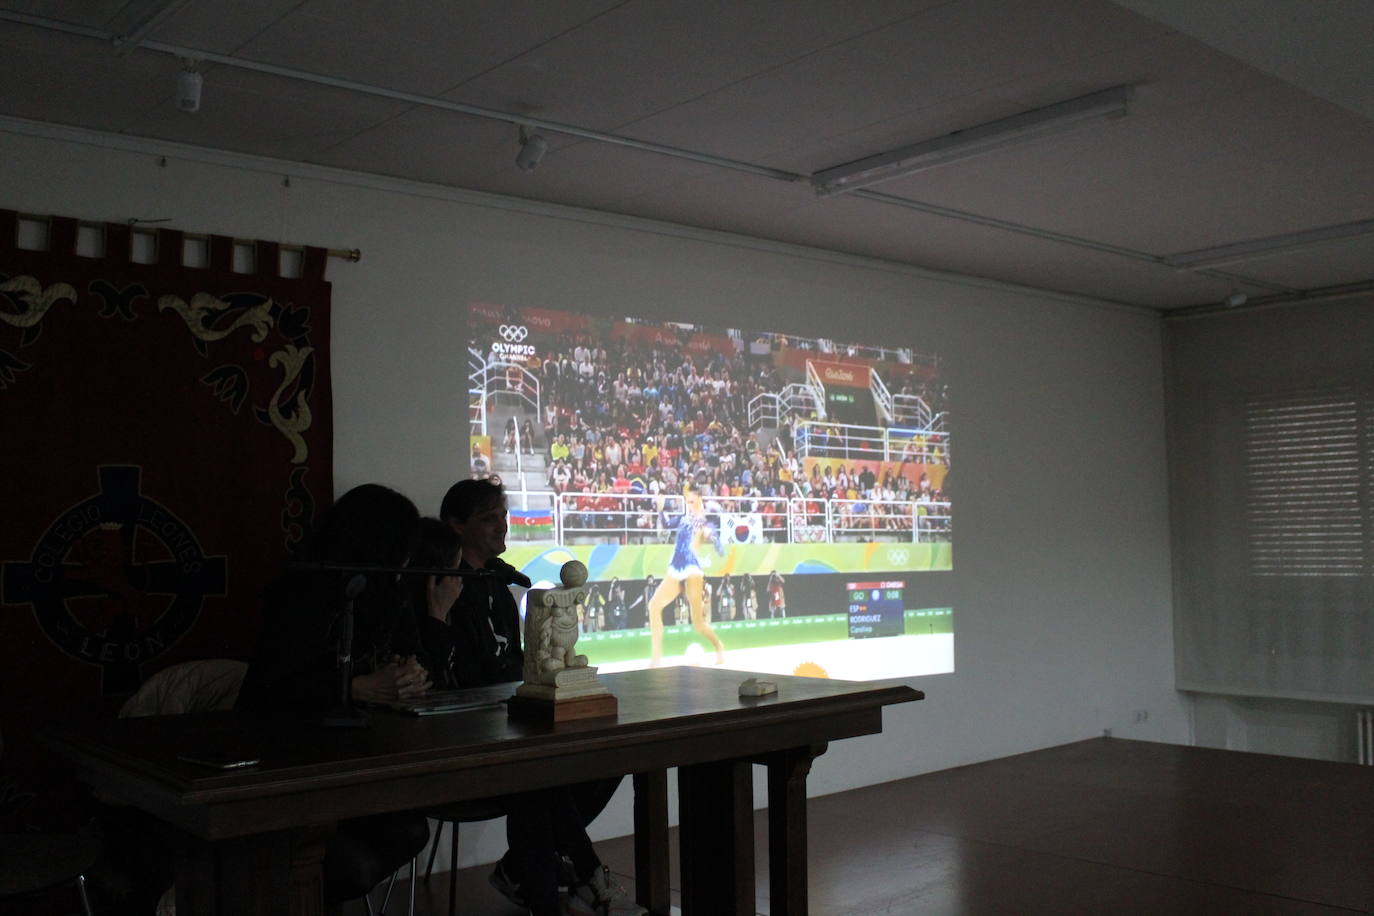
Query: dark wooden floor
[{"left": 348, "top": 738, "right": 1374, "bottom": 915}]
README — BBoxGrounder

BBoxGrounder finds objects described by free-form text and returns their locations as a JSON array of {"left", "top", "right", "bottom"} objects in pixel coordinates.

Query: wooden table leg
[
  {"left": 175, "top": 824, "right": 331, "bottom": 916},
  {"left": 633, "top": 769, "right": 672, "bottom": 915},
  {"left": 678, "top": 760, "right": 754, "bottom": 915},
  {"left": 289, "top": 826, "right": 332, "bottom": 916},
  {"left": 766, "top": 744, "right": 826, "bottom": 916}
]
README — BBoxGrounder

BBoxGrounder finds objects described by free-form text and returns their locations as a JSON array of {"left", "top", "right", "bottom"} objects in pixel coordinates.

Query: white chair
[
  {"left": 118, "top": 659, "right": 250, "bottom": 915},
  {"left": 118, "top": 659, "right": 248, "bottom": 719}
]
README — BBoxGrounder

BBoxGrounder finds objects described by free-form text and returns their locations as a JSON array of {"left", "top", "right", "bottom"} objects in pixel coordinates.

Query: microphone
[{"left": 485, "top": 556, "right": 532, "bottom": 588}]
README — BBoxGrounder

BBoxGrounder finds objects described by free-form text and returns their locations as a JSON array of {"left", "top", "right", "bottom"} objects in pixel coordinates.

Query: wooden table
[{"left": 44, "top": 666, "right": 921, "bottom": 915}]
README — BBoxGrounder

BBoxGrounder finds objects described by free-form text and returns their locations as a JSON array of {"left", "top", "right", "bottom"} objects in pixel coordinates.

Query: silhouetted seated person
[
  {"left": 237, "top": 483, "right": 432, "bottom": 909},
  {"left": 417, "top": 480, "right": 641, "bottom": 916}
]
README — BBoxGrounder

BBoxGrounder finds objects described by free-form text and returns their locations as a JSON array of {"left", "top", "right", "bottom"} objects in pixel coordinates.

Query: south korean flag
[{"left": 724, "top": 512, "right": 764, "bottom": 545}]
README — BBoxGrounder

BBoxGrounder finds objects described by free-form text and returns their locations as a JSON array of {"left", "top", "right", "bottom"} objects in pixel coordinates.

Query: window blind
[
  {"left": 1244, "top": 390, "right": 1367, "bottom": 578},
  {"left": 1167, "top": 299, "right": 1374, "bottom": 704}
]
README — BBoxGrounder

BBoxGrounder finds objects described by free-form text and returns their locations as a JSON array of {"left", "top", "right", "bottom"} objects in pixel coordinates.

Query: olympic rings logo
[
  {"left": 886, "top": 548, "right": 910, "bottom": 566},
  {"left": 499, "top": 324, "right": 529, "bottom": 342}
]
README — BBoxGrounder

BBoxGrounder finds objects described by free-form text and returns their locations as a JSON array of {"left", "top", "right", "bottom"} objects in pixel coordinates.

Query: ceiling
[{"left": 2, "top": 0, "right": 1372, "bottom": 312}]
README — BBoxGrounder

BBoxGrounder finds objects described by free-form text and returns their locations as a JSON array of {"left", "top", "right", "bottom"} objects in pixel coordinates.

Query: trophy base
[{"left": 507, "top": 691, "right": 619, "bottom": 723}]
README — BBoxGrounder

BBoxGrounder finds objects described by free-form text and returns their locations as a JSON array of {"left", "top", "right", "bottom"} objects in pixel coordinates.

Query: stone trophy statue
[{"left": 508, "top": 560, "right": 618, "bottom": 722}]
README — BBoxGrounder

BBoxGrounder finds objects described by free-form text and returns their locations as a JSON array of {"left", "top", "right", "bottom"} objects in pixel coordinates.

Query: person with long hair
[
  {"left": 647, "top": 483, "right": 726, "bottom": 666},
  {"left": 237, "top": 484, "right": 432, "bottom": 908},
  {"left": 407, "top": 517, "right": 465, "bottom": 686},
  {"left": 238, "top": 483, "right": 431, "bottom": 718}
]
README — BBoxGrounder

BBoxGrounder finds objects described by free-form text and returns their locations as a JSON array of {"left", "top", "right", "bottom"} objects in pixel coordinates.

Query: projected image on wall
[{"left": 467, "top": 303, "right": 952, "bottom": 680}]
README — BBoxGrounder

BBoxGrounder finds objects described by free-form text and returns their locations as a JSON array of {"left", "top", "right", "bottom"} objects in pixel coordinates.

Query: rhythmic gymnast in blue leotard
[{"left": 648, "top": 484, "right": 725, "bottom": 667}]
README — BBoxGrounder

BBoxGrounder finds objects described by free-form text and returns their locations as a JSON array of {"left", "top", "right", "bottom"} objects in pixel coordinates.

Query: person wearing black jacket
[
  {"left": 237, "top": 483, "right": 432, "bottom": 907},
  {"left": 426, "top": 479, "right": 641, "bottom": 916},
  {"left": 417, "top": 501, "right": 523, "bottom": 689}
]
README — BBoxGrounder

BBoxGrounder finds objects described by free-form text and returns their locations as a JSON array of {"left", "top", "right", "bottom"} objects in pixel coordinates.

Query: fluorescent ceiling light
[
  {"left": 1163, "top": 218, "right": 1374, "bottom": 269},
  {"left": 811, "top": 86, "right": 1134, "bottom": 197}
]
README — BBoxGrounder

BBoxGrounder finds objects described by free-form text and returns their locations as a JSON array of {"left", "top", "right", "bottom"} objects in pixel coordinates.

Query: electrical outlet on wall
[{"left": 1133, "top": 709, "right": 1150, "bottom": 724}]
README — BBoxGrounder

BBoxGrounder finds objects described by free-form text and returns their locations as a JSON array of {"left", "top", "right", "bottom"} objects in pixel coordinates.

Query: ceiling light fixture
[
  {"left": 811, "top": 86, "right": 1134, "bottom": 197},
  {"left": 515, "top": 125, "right": 548, "bottom": 172},
  {"left": 176, "top": 58, "right": 202, "bottom": 113}
]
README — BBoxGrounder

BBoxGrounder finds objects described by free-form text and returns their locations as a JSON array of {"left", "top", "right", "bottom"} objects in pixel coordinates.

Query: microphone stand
[
  {"left": 322, "top": 573, "right": 370, "bottom": 728},
  {"left": 289, "top": 562, "right": 511, "bottom": 728}
]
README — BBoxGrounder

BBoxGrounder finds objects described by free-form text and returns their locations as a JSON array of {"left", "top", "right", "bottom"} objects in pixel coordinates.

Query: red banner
[
  {"left": 470, "top": 303, "right": 591, "bottom": 338},
  {"left": 774, "top": 345, "right": 940, "bottom": 381},
  {"left": 809, "top": 359, "right": 871, "bottom": 388},
  {"left": 684, "top": 332, "right": 735, "bottom": 357},
  {"left": 612, "top": 322, "right": 683, "bottom": 349},
  {"left": 0, "top": 212, "right": 333, "bottom": 777},
  {"left": 521, "top": 305, "right": 590, "bottom": 336}
]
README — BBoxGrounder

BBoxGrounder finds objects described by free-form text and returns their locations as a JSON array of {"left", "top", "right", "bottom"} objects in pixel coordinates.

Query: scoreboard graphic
[{"left": 846, "top": 580, "right": 906, "bottom": 639}]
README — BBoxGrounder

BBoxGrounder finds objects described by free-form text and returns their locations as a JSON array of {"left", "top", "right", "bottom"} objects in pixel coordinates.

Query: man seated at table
[
  {"left": 237, "top": 483, "right": 433, "bottom": 909},
  {"left": 417, "top": 478, "right": 641, "bottom": 916}
]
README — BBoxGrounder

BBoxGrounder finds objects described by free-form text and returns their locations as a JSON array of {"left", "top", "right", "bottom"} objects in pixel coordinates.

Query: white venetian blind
[
  {"left": 1244, "top": 391, "right": 1367, "bottom": 578},
  {"left": 1166, "top": 299, "right": 1374, "bottom": 704}
]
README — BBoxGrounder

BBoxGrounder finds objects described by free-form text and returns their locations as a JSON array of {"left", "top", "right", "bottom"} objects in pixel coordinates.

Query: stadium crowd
[{"left": 513, "top": 327, "right": 950, "bottom": 543}]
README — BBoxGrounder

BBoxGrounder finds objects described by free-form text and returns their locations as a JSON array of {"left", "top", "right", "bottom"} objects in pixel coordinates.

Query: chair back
[{"left": 119, "top": 659, "right": 249, "bottom": 718}]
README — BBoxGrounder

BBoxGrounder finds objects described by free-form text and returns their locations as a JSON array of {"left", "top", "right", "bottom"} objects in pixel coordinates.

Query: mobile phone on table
[{"left": 176, "top": 751, "right": 261, "bottom": 770}]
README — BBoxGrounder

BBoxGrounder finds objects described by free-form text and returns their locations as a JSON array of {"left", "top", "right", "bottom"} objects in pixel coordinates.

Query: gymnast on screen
[{"left": 647, "top": 481, "right": 726, "bottom": 666}]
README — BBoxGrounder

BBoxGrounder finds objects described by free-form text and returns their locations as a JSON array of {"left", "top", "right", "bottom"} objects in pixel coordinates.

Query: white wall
[
  {"left": 0, "top": 120, "right": 1187, "bottom": 863},
  {"left": 1190, "top": 693, "right": 1362, "bottom": 762}
]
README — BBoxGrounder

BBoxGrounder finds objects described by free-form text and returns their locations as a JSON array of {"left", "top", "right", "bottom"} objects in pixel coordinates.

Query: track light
[
  {"left": 176, "top": 59, "right": 202, "bottom": 113},
  {"left": 515, "top": 125, "right": 548, "bottom": 172},
  {"left": 1224, "top": 291, "right": 1248, "bottom": 308},
  {"left": 811, "top": 86, "right": 1134, "bottom": 196},
  {"left": 1163, "top": 218, "right": 1374, "bottom": 270}
]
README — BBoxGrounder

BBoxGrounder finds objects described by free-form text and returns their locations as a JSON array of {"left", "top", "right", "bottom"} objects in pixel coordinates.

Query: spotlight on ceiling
[
  {"left": 1224, "top": 291, "right": 1249, "bottom": 308},
  {"left": 176, "top": 59, "right": 202, "bottom": 113},
  {"left": 515, "top": 125, "right": 549, "bottom": 172},
  {"left": 811, "top": 85, "right": 1134, "bottom": 196}
]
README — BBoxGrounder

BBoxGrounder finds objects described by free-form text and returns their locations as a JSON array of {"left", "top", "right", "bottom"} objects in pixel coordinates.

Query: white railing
[
  {"left": 870, "top": 370, "right": 894, "bottom": 424},
  {"left": 828, "top": 498, "right": 952, "bottom": 542},
  {"left": 748, "top": 383, "right": 825, "bottom": 430},
  {"left": 891, "top": 392, "right": 927, "bottom": 428},
  {"left": 803, "top": 361, "right": 828, "bottom": 421},
  {"left": 794, "top": 420, "right": 949, "bottom": 464},
  {"left": 553, "top": 491, "right": 790, "bottom": 545},
  {"left": 889, "top": 424, "right": 950, "bottom": 463},
  {"left": 468, "top": 347, "right": 489, "bottom": 434},
  {"left": 781, "top": 382, "right": 821, "bottom": 421},
  {"left": 748, "top": 391, "right": 780, "bottom": 430},
  {"left": 544, "top": 490, "right": 951, "bottom": 545},
  {"left": 469, "top": 356, "right": 542, "bottom": 437},
  {"left": 494, "top": 417, "right": 540, "bottom": 479},
  {"left": 794, "top": 421, "right": 886, "bottom": 462},
  {"left": 555, "top": 491, "right": 678, "bottom": 544}
]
